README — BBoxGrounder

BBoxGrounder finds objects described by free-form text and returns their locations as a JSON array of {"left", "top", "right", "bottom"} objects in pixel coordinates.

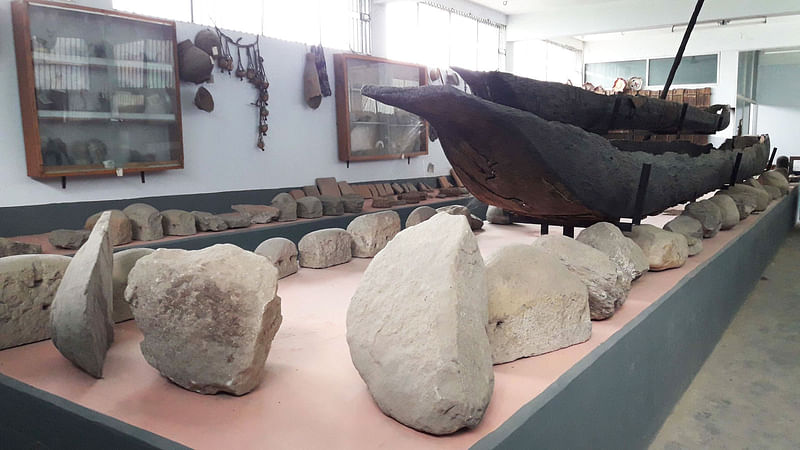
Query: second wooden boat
[{"left": 452, "top": 67, "right": 730, "bottom": 135}]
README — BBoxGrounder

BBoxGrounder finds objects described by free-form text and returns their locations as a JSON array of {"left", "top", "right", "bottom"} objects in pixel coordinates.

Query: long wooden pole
[{"left": 660, "top": 0, "right": 705, "bottom": 99}]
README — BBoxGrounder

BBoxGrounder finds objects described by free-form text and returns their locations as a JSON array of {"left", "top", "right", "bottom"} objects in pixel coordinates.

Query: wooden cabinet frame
[
  {"left": 11, "top": 0, "right": 184, "bottom": 178},
  {"left": 334, "top": 53, "right": 428, "bottom": 163}
]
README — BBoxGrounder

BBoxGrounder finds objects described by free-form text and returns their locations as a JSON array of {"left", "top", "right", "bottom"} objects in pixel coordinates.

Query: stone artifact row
[
  {"left": 0, "top": 172, "right": 788, "bottom": 437},
  {"left": 344, "top": 171, "right": 788, "bottom": 435},
  {"left": 33, "top": 176, "right": 467, "bottom": 252}
]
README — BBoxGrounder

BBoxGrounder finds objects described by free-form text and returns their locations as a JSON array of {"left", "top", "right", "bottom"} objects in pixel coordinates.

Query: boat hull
[
  {"left": 363, "top": 85, "right": 769, "bottom": 225},
  {"left": 453, "top": 68, "right": 730, "bottom": 135}
]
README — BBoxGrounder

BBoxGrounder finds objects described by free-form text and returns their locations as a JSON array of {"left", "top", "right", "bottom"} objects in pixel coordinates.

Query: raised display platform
[{"left": 0, "top": 189, "right": 795, "bottom": 449}]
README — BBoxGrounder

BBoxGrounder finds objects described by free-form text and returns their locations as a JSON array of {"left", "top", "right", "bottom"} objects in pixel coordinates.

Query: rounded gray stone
[
  {"left": 270, "top": 193, "right": 298, "bottom": 222},
  {"left": 161, "top": 209, "right": 197, "bottom": 236},
  {"left": 255, "top": 237, "right": 299, "bottom": 279},
  {"left": 683, "top": 200, "right": 722, "bottom": 238},
  {"left": 406, "top": 206, "right": 437, "bottom": 228},
  {"left": 123, "top": 203, "right": 164, "bottom": 241},
  {"left": 298, "top": 228, "right": 353, "bottom": 268},
  {"left": 297, "top": 196, "right": 323, "bottom": 219}
]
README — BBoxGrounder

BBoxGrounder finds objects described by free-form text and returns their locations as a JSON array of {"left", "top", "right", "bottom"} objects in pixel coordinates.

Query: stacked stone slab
[
  {"left": 346, "top": 213, "right": 493, "bottom": 435},
  {"left": 161, "top": 209, "right": 197, "bottom": 236},
  {"left": 716, "top": 190, "right": 756, "bottom": 220},
  {"left": 0, "top": 254, "right": 72, "bottom": 350},
  {"left": 707, "top": 195, "right": 740, "bottom": 230},
  {"left": 532, "top": 235, "right": 630, "bottom": 320},
  {"left": 406, "top": 206, "right": 437, "bottom": 228},
  {"left": 683, "top": 200, "right": 722, "bottom": 238},
  {"left": 297, "top": 196, "right": 323, "bottom": 219},
  {"left": 436, "top": 205, "right": 484, "bottom": 231},
  {"left": 232, "top": 204, "right": 280, "bottom": 224},
  {"left": 759, "top": 170, "right": 789, "bottom": 195},
  {"left": 298, "top": 228, "right": 353, "bottom": 268},
  {"left": 191, "top": 211, "right": 229, "bottom": 232},
  {"left": 486, "top": 206, "right": 512, "bottom": 225},
  {"left": 271, "top": 193, "right": 298, "bottom": 222},
  {"left": 576, "top": 222, "right": 649, "bottom": 281},
  {"left": 123, "top": 203, "right": 164, "bottom": 241},
  {"left": 216, "top": 212, "right": 251, "bottom": 228},
  {"left": 0, "top": 238, "right": 42, "bottom": 257},
  {"left": 50, "top": 211, "right": 114, "bottom": 378},
  {"left": 125, "top": 244, "right": 282, "bottom": 395},
  {"left": 111, "top": 248, "right": 154, "bottom": 322},
  {"left": 663, "top": 216, "right": 703, "bottom": 256},
  {"left": 626, "top": 225, "right": 689, "bottom": 271},
  {"left": 48, "top": 229, "right": 90, "bottom": 250},
  {"left": 318, "top": 196, "right": 344, "bottom": 216},
  {"left": 485, "top": 245, "right": 591, "bottom": 364},
  {"left": 85, "top": 210, "right": 132, "bottom": 246},
  {"left": 347, "top": 211, "right": 401, "bottom": 258},
  {"left": 255, "top": 237, "right": 299, "bottom": 279}
]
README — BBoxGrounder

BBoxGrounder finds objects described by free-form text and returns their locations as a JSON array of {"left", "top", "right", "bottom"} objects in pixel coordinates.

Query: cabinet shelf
[
  {"left": 38, "top": 110, "right": 177, "bottom": 122},
  {"left": 33, "top": 52, "right": 174, "bottom": 71}
]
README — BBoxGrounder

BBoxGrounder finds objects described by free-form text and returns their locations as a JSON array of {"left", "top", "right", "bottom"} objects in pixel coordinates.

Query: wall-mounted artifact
[
  {"left": 310, "top": 45, "right": 331, "bottom": 97},
  {"left": 213, "top": 28, "right": 270, "bottom": 150},
  {"left": 363, "top": 82, "right": 770, "bottom": 228},
  {"left": 304, "top": 52, "right": 322, "bottom": 109},
  {"left": 334, "top": 54, "right": 428, "bottom": 163},
  {"left": 194, "top": 86, "right": 214, "bottom": 112},
  {"left": 12, "top": 0, "right": 184, "bottom": 179},
  {"left": 177, "top": 40, "right": 213, "bottom": 84}
]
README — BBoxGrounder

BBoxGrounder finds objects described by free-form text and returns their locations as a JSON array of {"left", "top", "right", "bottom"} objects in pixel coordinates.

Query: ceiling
[{"left": 469, "top": 0, "right": 628, "bottom": 16}]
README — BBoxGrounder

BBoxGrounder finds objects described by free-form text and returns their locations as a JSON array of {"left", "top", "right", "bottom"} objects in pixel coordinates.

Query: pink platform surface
[{"left": 0, "top": 202, "right": 775, "bottom": 449}]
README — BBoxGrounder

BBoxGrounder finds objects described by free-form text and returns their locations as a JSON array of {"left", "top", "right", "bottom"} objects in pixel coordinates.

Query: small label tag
[
  {"left": 116, "top": 168, "right": 123, "bottom": 177},
  {"left": 212, "top": 46, "right": 219, "bottom": 56}
]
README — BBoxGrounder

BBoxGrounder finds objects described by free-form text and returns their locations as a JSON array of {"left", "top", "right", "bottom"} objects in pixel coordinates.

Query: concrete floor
[{"left": 650, "top": 228, "right": 800, "bottom": 449}]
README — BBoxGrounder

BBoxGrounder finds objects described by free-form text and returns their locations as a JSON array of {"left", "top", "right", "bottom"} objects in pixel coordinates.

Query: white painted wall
[
  {"left": 755, "top": 51, "right": 800, "bottom": 160},
  {"left": 0, "top": 0, "right": 453, "bottom": 208}
]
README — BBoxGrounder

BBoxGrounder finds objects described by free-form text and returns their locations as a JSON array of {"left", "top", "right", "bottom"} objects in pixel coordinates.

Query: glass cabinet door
[
  {"left": 16, "top": 1, "right": 183, "bottom": 177},
  {"left": 335, "top": 54, "right": 428, "bottom": 162}
]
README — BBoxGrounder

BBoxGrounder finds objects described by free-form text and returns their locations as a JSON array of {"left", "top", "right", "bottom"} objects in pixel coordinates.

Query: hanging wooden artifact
[
  {"left": 177, "top": 40, "right": 213, "bottom": 84},
  {"left": 304, "top": 52, "right": 322, "bottom": 109},
  {"left": 311, "top": 45, "right": 331, "bottom": 97},
  {"left": 452, "top": 67, "right": 730, "bottom": 135},
  {"left": 194, "top": 86, "right": 214, "bottom": 112},
  {"left": 214, "top": 28, "right": 270, "bottom": 150},
  {"left": 362, "top": 85, "right": 769, "bottom": 227}
]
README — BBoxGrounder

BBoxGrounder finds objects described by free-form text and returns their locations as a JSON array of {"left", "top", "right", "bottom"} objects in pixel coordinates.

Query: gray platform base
[{"left": 474, "top": 189, "right": 797, "bottom": 450}]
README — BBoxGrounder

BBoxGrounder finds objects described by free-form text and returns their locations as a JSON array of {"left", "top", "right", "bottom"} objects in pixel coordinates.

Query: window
[
  {"left": 584, "top": 60, "right": 646, "bottom": 89},
  {"left": 584, "top": 54, "right": 718, "bottom": 90},
  {"left": 515, "top": 40, "right": 582, "bottom": 84},
  {"left": 112, "top": 0, "right": 367, "bottom": 51},
  {"left": 386, "top": 2, "right": 505, "bottom": 71},
  {"left": 648, "top": 54, "right": 718, "bottom": 86}
]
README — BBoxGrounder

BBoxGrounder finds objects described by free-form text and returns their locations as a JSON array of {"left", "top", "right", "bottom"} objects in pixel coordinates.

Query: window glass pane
[
  {"left": 648, "top": 54, "right": 717, "bottom": 86},
  {"left": 477, "top": 22, "right": 499, "bottom": 71},
  {"left": 417, "top": 4, "right": 449, "bottom": 68},
  {"left": 386, "top": 2, "right": 419, "bottom": 63},
  {"left": 513, "top": 40, "right": 548, "bottom": 80},
  {"left": 449, "top": 14, "right": 477, "bottom": 70},
  {"left": 193, "top": 0, "right": 263, "bottom": 35},
  {"left": 113, "top": 0, "right": 192, "bottom": 22},
  {"left": 546, "top": 44, "right": 580, "bottom": 84},
  {"left": 584, "top": 60, "right": 645, "bottom": 89}
]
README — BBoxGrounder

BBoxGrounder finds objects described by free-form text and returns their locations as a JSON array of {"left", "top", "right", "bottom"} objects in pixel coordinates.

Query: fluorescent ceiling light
[{"left": 763, "top": 49, "right": 800, "bottom": 55}]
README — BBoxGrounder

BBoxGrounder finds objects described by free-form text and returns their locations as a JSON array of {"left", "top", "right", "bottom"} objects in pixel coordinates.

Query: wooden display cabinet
[
  {"left": 12, "top": 0, "right": 184, "bottom": 179},
  {"left": 334, "top": 54, "right": 428, "bottom": 163}
]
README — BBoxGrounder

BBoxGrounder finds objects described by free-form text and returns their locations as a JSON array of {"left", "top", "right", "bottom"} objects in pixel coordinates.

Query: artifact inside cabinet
[
  {"left": 12, "top": 0, "right": 184, "bottom": 178},
  {"left": 334, "top": 54, "right": 428, "bottom": 162}
]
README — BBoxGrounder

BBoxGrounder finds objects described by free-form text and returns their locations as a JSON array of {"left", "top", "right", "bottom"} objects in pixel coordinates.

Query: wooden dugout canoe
[
  {"left": 452, "top": 67, "right": 730, "bottom": 135},
  {"left": 362, "top": 85, "right": 769, "bottom": 226}
]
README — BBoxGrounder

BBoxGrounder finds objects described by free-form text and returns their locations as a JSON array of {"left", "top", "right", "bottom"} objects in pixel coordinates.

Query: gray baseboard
[{"left": 473, "top": 189, "right": 797, "bottom": 450}]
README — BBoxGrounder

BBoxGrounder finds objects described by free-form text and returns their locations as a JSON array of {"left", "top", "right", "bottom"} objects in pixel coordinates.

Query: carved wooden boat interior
[
  {"left": 452, "top": 67, "right": 730, "bottom": 135},
  {"left": 362, "top": 85, "right": 769, "bottom": 226}
]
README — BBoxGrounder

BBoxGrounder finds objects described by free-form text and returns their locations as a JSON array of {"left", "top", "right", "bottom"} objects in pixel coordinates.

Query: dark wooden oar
[{"left": 661, "top": 0, "right": 705, "bottom": 98}]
